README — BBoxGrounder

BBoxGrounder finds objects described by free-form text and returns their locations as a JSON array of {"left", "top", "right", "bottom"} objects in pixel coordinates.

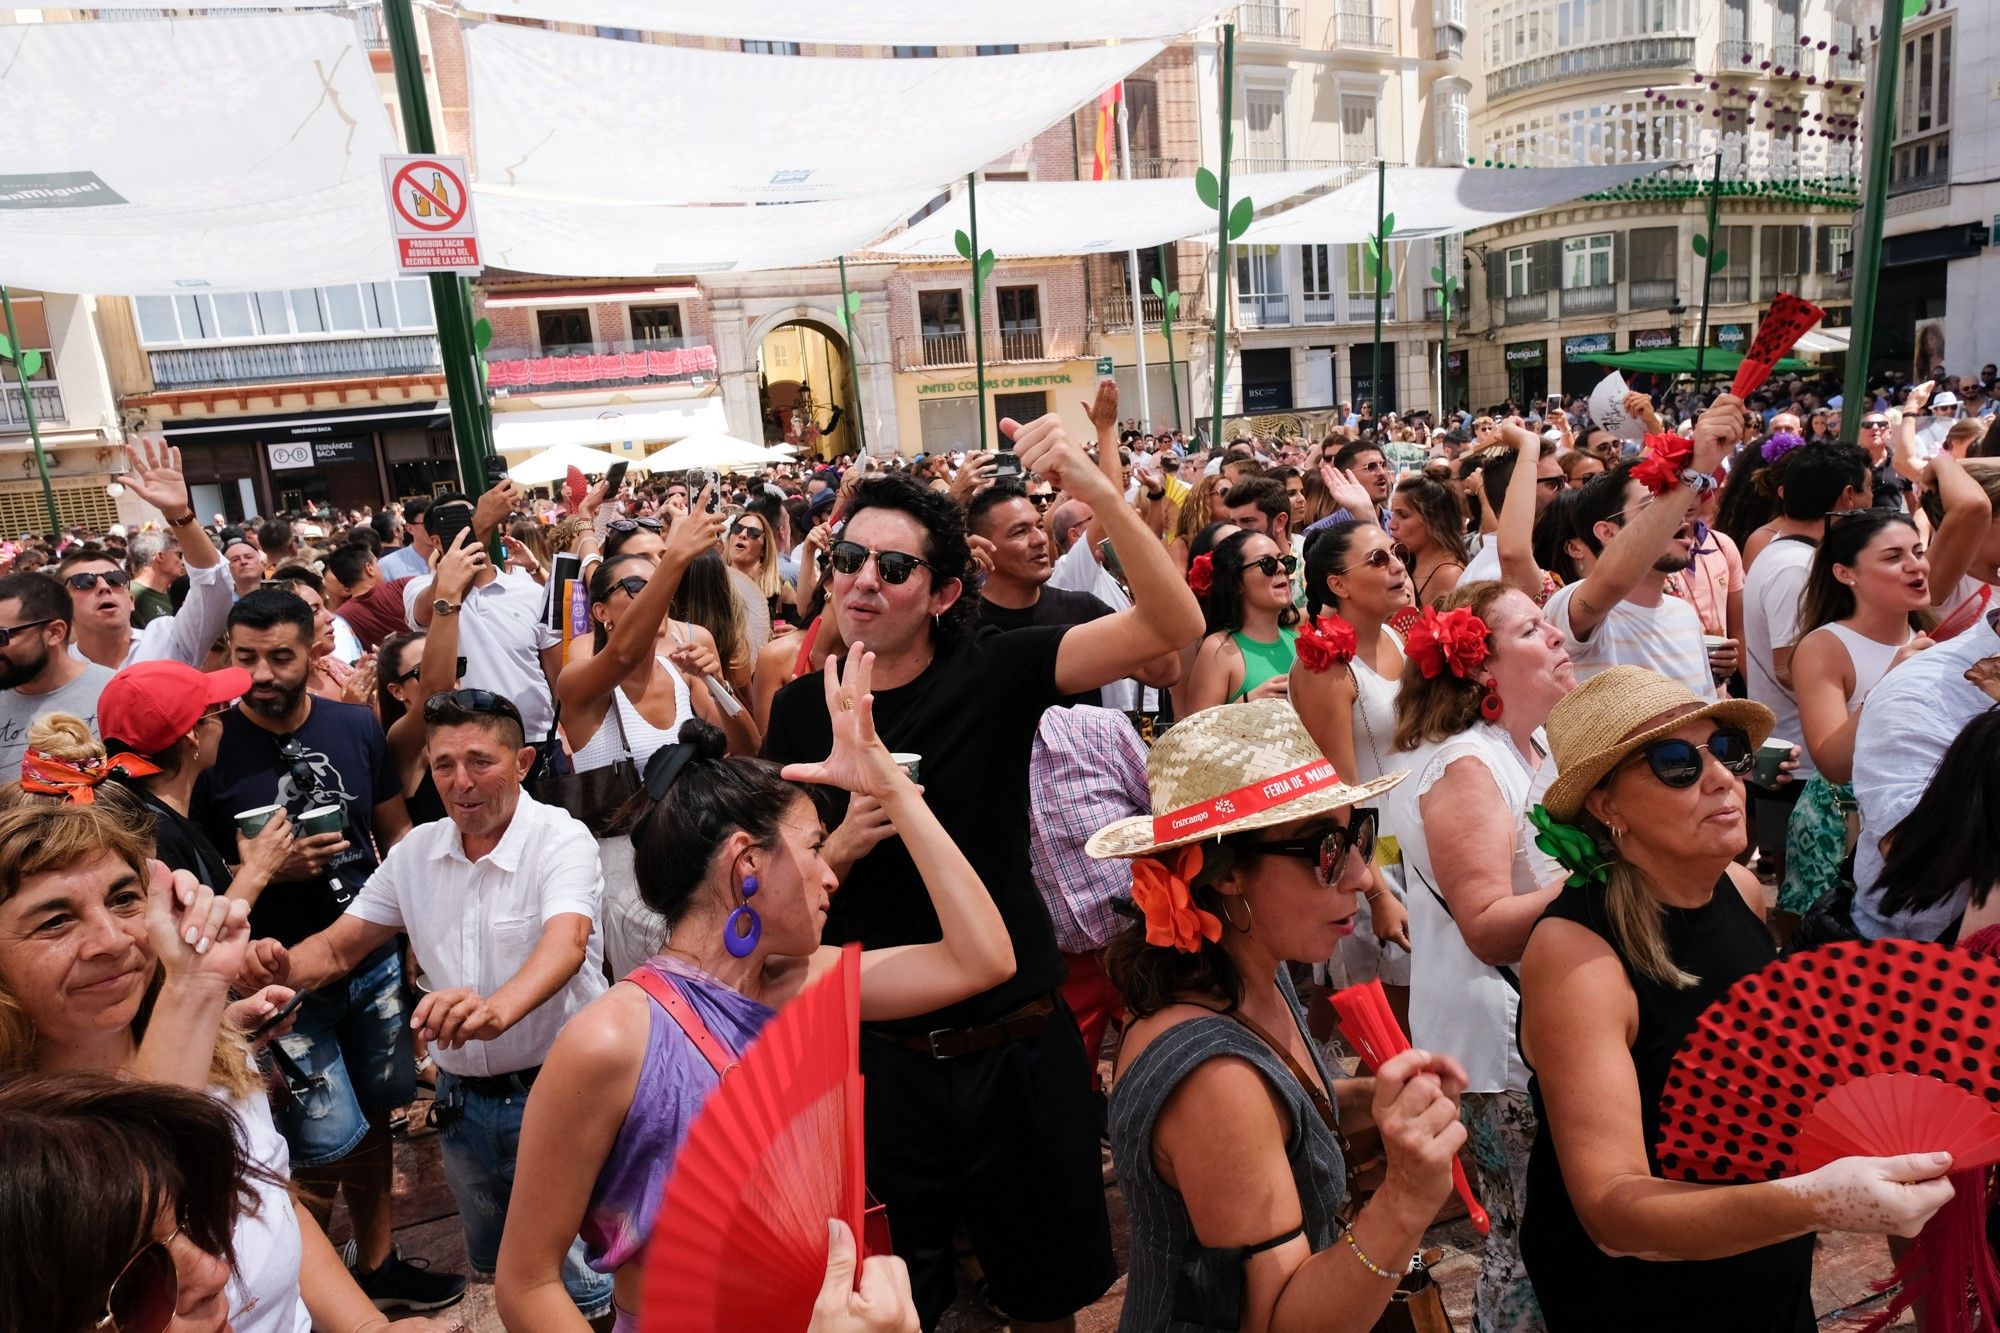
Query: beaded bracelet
[{"left": 1342, "top": 1228, "right": 1408, "bottom": 1281}]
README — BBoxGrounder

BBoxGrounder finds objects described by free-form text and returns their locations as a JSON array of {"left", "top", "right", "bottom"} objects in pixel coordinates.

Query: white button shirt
[
  {"left": 401, "top": 567, "right": 560, "bottom": 740},
  {"left": 346, "top": 792, "right": 606, "bottom": 1077},
  {"left": 72, "top": 554, "right": 234, "bottom": 670}
]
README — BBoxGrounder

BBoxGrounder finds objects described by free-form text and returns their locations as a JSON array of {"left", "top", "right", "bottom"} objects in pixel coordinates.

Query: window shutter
[
  {"left": 1487, "top": 250, "right": 1506, "bottom": 304},
  {"left": 1613, "top": 231, "right": 1627, "bottom": 282}
]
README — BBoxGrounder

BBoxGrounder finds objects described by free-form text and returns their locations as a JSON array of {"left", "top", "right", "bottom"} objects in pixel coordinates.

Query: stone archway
[{"left": 751, "top": 314, "right": 855, "bottom": 459}]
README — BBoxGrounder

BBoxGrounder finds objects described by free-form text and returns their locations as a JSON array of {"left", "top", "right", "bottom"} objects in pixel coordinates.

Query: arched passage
[{"left": 755, "top": 317, "right": 855, "bottom": 459}]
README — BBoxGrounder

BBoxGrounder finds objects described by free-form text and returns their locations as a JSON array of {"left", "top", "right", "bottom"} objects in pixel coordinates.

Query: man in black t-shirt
[
  {"left": 764, "top": 419, "right": 1202, "bottom": 1329},
  {"left": 968, "top": 481, "right": 1115, "bottom": 709}
]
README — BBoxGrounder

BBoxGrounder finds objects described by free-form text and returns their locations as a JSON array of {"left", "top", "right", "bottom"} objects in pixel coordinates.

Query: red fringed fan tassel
[{"left": 1859, "top": 1166, "right": 2000, "bottom": 1333}]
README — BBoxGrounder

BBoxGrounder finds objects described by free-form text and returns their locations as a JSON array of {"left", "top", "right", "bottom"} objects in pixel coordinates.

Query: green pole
[
  {"left": 1210, "top": 21, "right": 1236, "bottom": 450},
  {"left": 1370, "top": 158, "right": 1386, "bottom": 415},
  {"left": 380, "top": 0, "right": 492, "bottom": 495},
  {"left": 837, "top": 255, "right": 868, "bottom": 456},
  {"left": 1692, "top": 152, "right": 1723, "bottom": 393},
  {"left": 968, "top": 172, "right": 988, "bottom": 452},
  {"left": 1842, "top": 0, "right": 1905, "bottom": 440},
  {"left": 1439, "top": 280, "right": 1450, "bottom": 420},
  {"left": 0, "top": 287, "right": 61, "bottom": 535},
  {"left": 1158, "top": 243, "right": 1184, "bottom": 434}
]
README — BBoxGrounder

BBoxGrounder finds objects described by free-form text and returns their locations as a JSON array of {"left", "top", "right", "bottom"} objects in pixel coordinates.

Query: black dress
[{"left": 1520, "top": 877, "right": 1816, "bottom": 1332}]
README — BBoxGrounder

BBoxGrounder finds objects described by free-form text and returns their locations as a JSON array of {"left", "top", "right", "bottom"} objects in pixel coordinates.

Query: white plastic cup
[{"left": 890, "top": 753, "right": 922, "bottom": 783}]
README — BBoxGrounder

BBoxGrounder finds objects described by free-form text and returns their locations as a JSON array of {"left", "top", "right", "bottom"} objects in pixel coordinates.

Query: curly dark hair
[
  {"left": 1200, "top": 529, "right": 1301, "bottom": 636},
  {"left": 1103, "top": 841, "right": 1246, "bottom": 1016},
  {"left": 842, "top": 474, "right": 979, "bottom": 646}
]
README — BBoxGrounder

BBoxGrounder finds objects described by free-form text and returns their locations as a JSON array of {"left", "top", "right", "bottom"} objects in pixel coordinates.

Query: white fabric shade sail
[
  {"left": 866, "top": 169, "right": 1343, "bottom": 259},
  {"left": 1791, "top": 327, "right": 1850, "bottom": 356},
  {"left": 503, "top": 441, "right": 629, "bottom": 484},
  {"left": 477, "top": 189, "right": 933, "bottom": 275},
  {"left": 642, "top": 430, "right": 784, "bottom": 473},
  {"left": 466, "top": 24, "right": 1162, "bottom": 203},
  {"left": 449, "top": 0, "right": 1226, "bottom": 43},
  {"left": 0, "top": 12, "right": 403, "bottom": 293},
  {"left": 1238, "top": 164, "right": 1678, "bottom": 246},
  {"left": 492, "top": 398, "right": 728, "bottom": 455}
]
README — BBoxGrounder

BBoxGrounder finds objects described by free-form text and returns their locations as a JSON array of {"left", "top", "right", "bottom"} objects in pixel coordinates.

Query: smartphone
[
  {"left": 249, "top": 989, "right": 306, "bottom": 1040},
  {"left": 701, "top": 470, "right": 721, "bottom": 512},
  {"left": 482, "top": 454, "right": 510, "bottom": 486},
  {"left": 992, "top": 449, "right": 1023, "bottom": 479},
  {"left": 545, "top": 551, "right": 581, "bottom": 629},
  {"left": 428, "top": 499, "right": 474, "bottom": 553},
  {"left": 604, "top": 460, "right": 629, "bottom": 497}
]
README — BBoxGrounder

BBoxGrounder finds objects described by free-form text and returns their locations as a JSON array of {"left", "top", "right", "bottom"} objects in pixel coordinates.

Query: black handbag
[{"left": 532, "top": 696, "right": 640, "bottom": 838}]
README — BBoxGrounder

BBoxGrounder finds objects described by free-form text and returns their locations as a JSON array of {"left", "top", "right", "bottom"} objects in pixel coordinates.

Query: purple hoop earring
[{"left": 724, "top": 872, "right": 762, "bottom": 958}]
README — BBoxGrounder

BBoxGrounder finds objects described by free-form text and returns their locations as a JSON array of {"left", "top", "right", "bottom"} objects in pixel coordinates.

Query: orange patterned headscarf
[{"left": 20, "top": 750, "right": 161, "bottom": 804}]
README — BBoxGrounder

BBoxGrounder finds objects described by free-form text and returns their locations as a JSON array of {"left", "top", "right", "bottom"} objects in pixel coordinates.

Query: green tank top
[{"left": 1228, "top": 626, "right": 1298, "bottom": 702}]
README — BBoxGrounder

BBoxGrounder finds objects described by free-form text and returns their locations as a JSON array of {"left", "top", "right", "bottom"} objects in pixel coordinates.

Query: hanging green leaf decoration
[
  {"left": 977, "top": 249, "right": 996, "bottom": 285},
  {"left": 1195, "top": 167, "right": 1220, "bottom": 210},
  {"left": 1378, "top": 265, "right": 1395, "bottom": 298},
  {"left": 473, "top": 317, "right": 493, "bottom": 353},
  {"left": 1227, "top": 196, "right": 1254, "bottom": 240},
  {"left": 1690, "top": 232, "right": 1708, "bottom": 258},
  {"left": 1149, "top": 275, "right": 1166, "bottom": 300},
  {"left": 1166, "top": 290, "right": 1181, "bottom": 320},
  {"left": 0, "top": 334, "right": 13, "bottom": 361},
  {"left": 1709, "top": 249, "right": 1727, "bottom": 270},
  {"left": 18, "top": 350, "right": 41, "bottom": 380},
  {"left": 1429, "top": 264, "right": 1446, "bottom": 285},
  {"left": 1380, "top": 212, "right": 1396, "bottom": 238},
  {"left": 838, "top": 290, "right": 862, "bottom": 330},
  {"left": 954, "top": 229, "right": 974, "bottom": 260}
]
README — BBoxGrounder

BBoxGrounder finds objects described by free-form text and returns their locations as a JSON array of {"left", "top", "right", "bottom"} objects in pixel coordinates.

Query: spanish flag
[{"left": 1092, "top": 81, "right": 1123, "bottom": 181}]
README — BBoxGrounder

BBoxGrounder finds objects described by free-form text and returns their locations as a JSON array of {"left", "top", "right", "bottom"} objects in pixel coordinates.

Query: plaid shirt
[{"left": 1028, "top": 705, "right": 1152, "bottom": 954}]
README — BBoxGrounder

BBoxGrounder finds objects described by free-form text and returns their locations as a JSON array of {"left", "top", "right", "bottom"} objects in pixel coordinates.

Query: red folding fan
[
  {"left": 1331, "top": 979, "right": 1490, "bottom": 1235},
  {"left": 1730, "top": 291, "right": 1825, "bottom": 399},
  {"left": 1656, "top": 939, "right": 2000, "bottom": 1333},
  {"left": 641, "top": 944, "right": 867, "bottom": 1333},
  {"left": 566, "top": 464, "right": 589, "bottom": 510}
]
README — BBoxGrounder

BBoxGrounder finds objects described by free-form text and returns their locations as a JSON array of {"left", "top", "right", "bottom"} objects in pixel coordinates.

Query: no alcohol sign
[{"left": 382, "top": 154, "right": 482, "bottom": 275}]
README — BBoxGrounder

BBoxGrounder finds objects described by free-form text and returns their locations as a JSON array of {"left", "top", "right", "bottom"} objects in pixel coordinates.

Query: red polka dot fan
[{"left": 1656, "top": 938, "right": 2000, "bottom": 1332}]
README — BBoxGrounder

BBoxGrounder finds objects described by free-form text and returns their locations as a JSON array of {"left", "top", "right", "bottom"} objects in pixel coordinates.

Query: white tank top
[
  {"left": 1348, "top": 626, "right": 1405, "bottom": 783},
  {"left": 570, "top": 654, "right": 693, "bottom": 774},
  {"left": 1818, "top": 621, "right": 1909, "bottom": 712}
]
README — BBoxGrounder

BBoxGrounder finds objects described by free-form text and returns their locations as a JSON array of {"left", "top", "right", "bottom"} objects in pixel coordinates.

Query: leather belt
[
  {"left": 452, "top": 1065, "right": 542, "bottom": 1098},
  {"left": 869, "top": 994, "right": 1057, "bottom": 1060}
]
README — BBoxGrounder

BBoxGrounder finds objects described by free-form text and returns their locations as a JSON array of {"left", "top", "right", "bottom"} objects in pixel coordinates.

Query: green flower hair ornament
[{"left": 1529, "top": 805, "right": 1612, "bottom": 888}]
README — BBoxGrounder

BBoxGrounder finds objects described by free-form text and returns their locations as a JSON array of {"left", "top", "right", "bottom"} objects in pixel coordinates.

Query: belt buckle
[{"left": 925, "top": 1027, "right": 957, "bottom": 1059}]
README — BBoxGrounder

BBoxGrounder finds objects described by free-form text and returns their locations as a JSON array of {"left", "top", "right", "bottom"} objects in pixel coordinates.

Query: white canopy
[
  {"left": 642, "top": 430, "right": 782, "bottom": 473},
  {"left": 466, "top": 23, "right": 1161, "bottom": 203},
  {"left": 1238, "top": 164, "right": 1678, "bottom": 246},
  {"left": 478, "top": 190, "right": 931, "bottom": 275},
  {"left": 1792, "top": 327, "right": 1850, "bottom": 356},
  {"left": 0, "top": 13, "right": 402, "bottom": 294},
  {"left": 450, "top": 0, "right": 1226, "bottom": 43},
  {"left": 492, "top": 398, "right": 727, "bottom": 455},
  {"left": 866, "top": 169, "right": 1343, "bottom": 259},
  {"left": 504, "top": 441, "right": 630, "bottom": 485}
]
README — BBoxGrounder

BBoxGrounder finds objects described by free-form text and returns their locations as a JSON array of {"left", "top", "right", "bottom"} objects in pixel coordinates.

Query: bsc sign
[{"left": 381, "top": 155, "right": 481, "bottom": 276}]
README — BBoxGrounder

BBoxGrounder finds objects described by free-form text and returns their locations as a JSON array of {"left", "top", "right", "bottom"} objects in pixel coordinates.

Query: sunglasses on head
[
  {"left": 607, "top": 517, "right": 664, "bottom": 534},
  {"left": 1613, "top": 726, "right": 1755, "bottom": 788},
  {"left": 391, "top": 656, "right": 466, "bottom": 686},
  {"left": 1245, "top": 553, "right": 1298, "bottom": 578},
  {"left": 1227, "top": 809, "right": 1378, "bottom": 887},
  {"left": 66, "top": 569, "right": 133, "bottom": 591},
  {"left": 95, "top": 1222, "right": 180, "bottom": 1333},
  {"left": 828, "top": 539, "right": 934, "bottom": 586},
  {"left": 1331, "top": 547, "right": 1398, "bottom": 575},
  {"left": 424, "top": 687, "right": 523, "bottom": 727}
]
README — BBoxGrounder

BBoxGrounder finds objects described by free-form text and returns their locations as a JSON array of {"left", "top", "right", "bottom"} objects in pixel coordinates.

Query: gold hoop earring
[{"left": 1221, "top": 895, "right": 1254, "bottom": 934}]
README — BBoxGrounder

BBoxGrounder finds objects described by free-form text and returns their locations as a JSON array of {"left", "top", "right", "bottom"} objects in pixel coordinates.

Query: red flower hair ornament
[
  {"left": 1187, "top": 553, "right": 1214, "bottom": 597},
  {"left": 1629, "top": 432, "right": 1716, "bottom": 498},
  {"left": 1295, "top": 613, "right": 1359, "bottom": 673},
  {"left": 1404, "top": 606, "right": 1491, "bottom": 681},
  {"left": 1130, "top": 845, "right": 1224, "bottom": 953}
]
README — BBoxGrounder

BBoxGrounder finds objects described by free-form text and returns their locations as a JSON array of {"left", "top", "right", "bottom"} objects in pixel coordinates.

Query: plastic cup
[
  {"left": 1702, "top": 634, "right": 1730, "bottom": 652},
  {"left": 1752, "top": 738, "right": 1792, "bottom": 788},
  {"left": 235, "top": 805, "right": 283, "bottom": 838},
  {"left": 890, "top": 753, "right": 922, "bottom": 783},
  {"left": 297, "top": 805, "right": 346, "bottom": 837}
]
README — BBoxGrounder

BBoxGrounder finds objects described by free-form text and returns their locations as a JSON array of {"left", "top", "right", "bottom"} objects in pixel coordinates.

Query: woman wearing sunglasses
[
  {"left": 724, "top": 509, "right": 795, "bottom": 626},
  {"left": 1518, "top": 666, "right": 1953, "bottom": 1330},
  {"left": 1186, "top": 530, "right": 1300, "bottom": 712},
  {"left": 1089, "top": 700, "right": 1470, "bottom": 1333},
  {"left": 1387, "top": 474, "right": 1471, "bottom": 606}
]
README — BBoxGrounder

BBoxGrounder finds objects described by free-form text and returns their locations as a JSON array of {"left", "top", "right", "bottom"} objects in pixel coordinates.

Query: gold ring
[{"left": 839, "top": 696, "right": 855, "bottom": 712}]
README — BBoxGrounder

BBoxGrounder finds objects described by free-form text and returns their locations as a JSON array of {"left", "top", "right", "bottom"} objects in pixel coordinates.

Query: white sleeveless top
[
  {"left": 1347, "top": 628, "right": 1403, "bottom": 783},
  {"left": 1817, "top": 621, "right": 1909, "bottom": 713},
  {"left": 570, "top": 654, "right": 693, "bottom": 775}
]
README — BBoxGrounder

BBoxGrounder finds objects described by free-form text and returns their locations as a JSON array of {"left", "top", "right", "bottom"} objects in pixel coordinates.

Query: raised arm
[
  {"left": 1004, "top": 414, "right": 1204, "bottom": 696},
  {"left": 1419, "top": 759, "right": 1561, "bottom": 966},
  {"left": 781, "top": 648, "right": 1014, "bottom": 1019},
  {"left": 1894, "top": 383, "right": 1934, "bottom": 485},
  {"left": 1919, "top": 453, "right": 1993, "bottom": 605},
  {"left": 119, "top": 437, "right": 232, "bottom": 664},
  {"left": 132, "top": 861, "right": 252, "bottom": 1089},
  {"left": 1495, "top": 424, "right": 1550, "bottom": 600}
]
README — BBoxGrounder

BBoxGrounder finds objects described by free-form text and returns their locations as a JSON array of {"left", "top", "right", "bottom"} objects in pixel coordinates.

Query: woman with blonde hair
[
  {"left": 1170, "top": 473, "right": 1232, "bottom": 575},
  {"left": 723, "top": 507, "right": 790, "bottom": 622}
]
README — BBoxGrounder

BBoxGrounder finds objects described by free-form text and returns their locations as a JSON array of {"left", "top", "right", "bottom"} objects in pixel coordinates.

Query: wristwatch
[
  {"left": 168, "top": 510, "right": 198, "bottom": 527},
  {"left": 1678, "top": 468, "right": 1719, "bottom": 494},
  {"left": 1145, "top": 486, "right": 1166, "bottom": 501},
  {"left": 432, "top": 598, "right": 462, "bottom": 617}
]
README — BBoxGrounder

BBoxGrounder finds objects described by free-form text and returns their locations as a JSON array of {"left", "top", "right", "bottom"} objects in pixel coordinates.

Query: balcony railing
[
  {"left": 1772, "top": 43, "right": 1806, "bottom": 72},
  {"left": 1332, "top": 9, "right": 1391, "bottom": 49},
  {"left": 1503, "top": 291, "right": 1554, "bottom": 323},
  {"left": 1719, "top": 38, "right": 1764, "bottom": 67},
  {"left": 1301, "top": 294, "right": 1338, "bottom": 323},
  {"left": 1121, "top": 156, "right": 1184, "bottom": 180},
  {"left": 1344, "top": 292, "right": 1398, "bottom": 321},
  {"left": 1231, "top": 156, "right": 1357, "bottom": 176},
  {"left": 483, "top": 338, "right": 717, "bottom": 393},
  {"left": 354, "top": 5, "right": 388, "bottom": 48},
  {"left": 1237, "top": 294, "right": 1292, "bottom": 327},
  {"left": 1627, "top": 277, "right": 1679, "bottom": 310},
  {"left": 1708, "top": 275, "right": 1751, "bottom": 303},
  {"left": 1487, "top": 35, "right": 1696, "bottom": 99},
  {"left": 0, "top": 381, "right": 63, "bottom": 432},
  {"left": 1097, "top": 291, "right": 1172, "bottom": 329},
  {"left": 998, "top": 326, "right": 1045, "bottom": 361},
  {"left": 912, "top": 331, "right": 967, "bottom": 367},
  {"left": 1238, "top": 4, "right": 1301, "bottom": 42},
  {"left": 1434, "top": 26, "right": 1464, "bottom": 60},
  {"left": 1890, "top": 133, "right": 1952, "bottom": 197},
  {"left": 1830, "top": 51, "right": 1865, "bottom": 80},
  {"left": 148, "top": 334, "right": 442, "bottom": 389},
  {"left": 895, "top": 325, "right": 1081, "bottom": 370},
  {"left": 1560, "top": 283, "right": 1619, "bottom": 317}
]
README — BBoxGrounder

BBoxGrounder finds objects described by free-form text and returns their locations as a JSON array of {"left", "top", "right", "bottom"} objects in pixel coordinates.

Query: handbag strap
[
  {"left": 625, "top": 966, "right": 737, "bottom": 1076},
  {"left": 1411, "top": 863, "right": 1520, "bottom": 994},
  {"left": 1227, "top": 1008, "right": 1338, "bottom": 1136}
]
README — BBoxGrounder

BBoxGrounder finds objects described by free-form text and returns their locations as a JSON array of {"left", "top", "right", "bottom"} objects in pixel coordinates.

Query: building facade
[{"left": 0, "top": 290, "right": 127, "bottom": 536}]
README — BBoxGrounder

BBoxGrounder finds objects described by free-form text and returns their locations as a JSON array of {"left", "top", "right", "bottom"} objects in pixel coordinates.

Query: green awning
[{"left": 1582, "top": 348, "right": 1818, "bottom": 377}]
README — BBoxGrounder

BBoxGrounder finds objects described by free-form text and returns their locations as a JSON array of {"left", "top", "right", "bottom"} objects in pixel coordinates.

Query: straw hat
[
  {"left": 1540, "top": 666, "right": 1774, "bottom": 822},
  {"left": 1086, "top": 700, "right": 1406, "bottom": 860}
]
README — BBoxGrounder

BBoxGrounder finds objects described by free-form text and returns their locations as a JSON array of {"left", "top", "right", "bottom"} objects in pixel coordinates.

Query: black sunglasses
[
  {"left": 423, "top": 687, "right": 523, "bottom": 727},
  {"left": 828, "top": 539, "right": 934, "bottom": 586},
  {"left": 730, "top": 520, "right": 768, "bottom": 542},
  {"left": 607, "top": 517, "right": 664, "bottom": 534},
  {"left": 1246, "top": 553, "right": 1299, "bottom": 578},
  {"left": 94, "top": 1222, "right": 180, "bottom": 1333},
  {"left": 391, "top": 655, "right": 466, "bottom": 686},
  {"left": 66, "top": 569, "right": 133, "bottom": 591},
  {"left": 1028, "top": 492, "right": 1056, "bottom": 508},
  {"left": 1614, "top": 726, "right": 1755, "bottom": 788},
  {"left": 1228, "top": 809, "right": 1378, "bottom": 887},
  {"left": 1331, "top": 547, "right": 1398, "bottom": 575},
  {"left": 0, "top": 617, "right": 53, "bottom": 647},
  {"left": 596, "top": 574, "right": 649, "bottom": 602}
]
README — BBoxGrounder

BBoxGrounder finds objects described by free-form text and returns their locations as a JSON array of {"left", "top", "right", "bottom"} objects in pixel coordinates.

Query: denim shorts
[
  {"left": 434, "top": 1070, "right": 614, "bottom": 1317},
  {"left": 270, "top": 944, "right": 417, "bottom": 1168}
]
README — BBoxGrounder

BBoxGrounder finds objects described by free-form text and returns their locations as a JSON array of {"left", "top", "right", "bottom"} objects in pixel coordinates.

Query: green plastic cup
[
  {"left": 235, "top": 805, "right": 283, "bottom": 838},
  {"left": 297, "top": 805, "right": 346, "bottom": 837}
]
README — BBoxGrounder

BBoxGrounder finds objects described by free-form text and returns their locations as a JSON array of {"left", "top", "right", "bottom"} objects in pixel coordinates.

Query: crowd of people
[{"left": 1, "top": 360, "right": 1997, "bottom": 1333}]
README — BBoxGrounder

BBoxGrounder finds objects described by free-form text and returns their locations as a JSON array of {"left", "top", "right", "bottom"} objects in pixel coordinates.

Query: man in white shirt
[
  {"left": 376, "top": 496, "right": 437, "bottom": 581},
  {"left": 1462, "top": 440, "right": 1563, "bottom": 584},
  {"left": 271, "top": 688, "right": 613, "bottom": 1319},
  {"left": 1914, "top": 389, "right": 1961, "bottom": 457},
  {"left": 1741, "top": 443, "right": 1872, "bottom": 879}
]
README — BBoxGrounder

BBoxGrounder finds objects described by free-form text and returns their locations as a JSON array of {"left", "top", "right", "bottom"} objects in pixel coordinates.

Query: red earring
[{"left": 1479, "top": 688, "right": 1504, "bottom": 722}]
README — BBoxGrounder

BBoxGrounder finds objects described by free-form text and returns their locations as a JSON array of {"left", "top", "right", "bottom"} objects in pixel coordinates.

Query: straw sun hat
[
  {"left": 1086, "top": 700, "right": 1407, "bottom": 860},
  {"left": 1540, "top": 666, "right": 1774, "bottom": 823}
]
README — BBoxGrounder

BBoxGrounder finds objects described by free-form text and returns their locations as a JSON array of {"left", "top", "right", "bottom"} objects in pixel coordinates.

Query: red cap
[{"left": 98, "top": 661, "right": 253, "bottom": 758}]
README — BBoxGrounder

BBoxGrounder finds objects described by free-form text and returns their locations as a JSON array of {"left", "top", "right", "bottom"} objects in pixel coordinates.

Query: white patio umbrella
[
  {"left": 641, "top": 430, "right": 779, "bottom": 474},
  {"left": 506, "top": 441, "right": 629, "bottom": 486}
]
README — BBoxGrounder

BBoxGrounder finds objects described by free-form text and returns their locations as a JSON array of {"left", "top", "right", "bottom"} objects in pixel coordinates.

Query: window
[
  {"left": 1562, "top": 233, "right": 1614, "bottom": 289},
  {"left": 1774, "top": 0, "right": 1799, "bottom": 51},
  {"left": 907, "top": 189, "right": 951, "bottom": 227},
  {"left": 1236, "top": 245, "right": 1285, "bottom": 301},
  {"left": 629, "top": 304, "right": 683, "bottom": 345},
  {"left": 1340, "top": 93, "right": 1378, "bottom": 162},
  {"left": 0, "top": 296, "right": 53, "bottom": 382},
  {"left": 132, "top": 284, "right": 435, "bottom": 346},
  {"left": 594, "top": 26, "right": 643, "bottom": 40},
  {"left": 891, "top": 45, "right": 937, "bottom": 57},
  {"left": 743, "top": 40, "right": 801, "bottom": 55},
  {"left": 535, "top": 308, "right": 592, "bottom": 354},
  {"left": 1505, "top": 244, "right": 1534, "bottom": 298},
  {"left": 1627, "top": 226, "right": 1677, "bottom": 282},
  {"left": 996, "top": 286, "right": 1040, "bottom": 331},
  {"left": 1817, "top": 224, "right": 1853, "bottom": 275},
  {"left": 1723, "top": 0, "right": 1748, "bottom": 43},
  {"left": 1301, "top": 245, "right": 1335, "bottom": 301},
  {"left": 1243, "top": 87, "right": 1287, "bottom": 165},
  {"left": 1124, "top": 78, "right": 1161, "bottom": 161},
  {"left": 1344, "top": 244, "right": 1382, "bottom": 302},
  {"left": 993, "top": 390, "right": 1046, "bottom": 421},
  {"left": 1760, "top": 224, "right": 1806, "bottom": 277},
  {"left": 1124, "top": 248, "right": 1166, "bottom": 297},
  {"left": 1434, "top": 86, "right": 1468, "bottom": 166},
  {"left": 1899, "top": 24, "right": 1951, "bottom": 137},
  {"left": 974, "top": 44, "right": 1020, "bottom": 55},
  {"left": 917, "top": 290, "right": 964, "bottom": 335}
]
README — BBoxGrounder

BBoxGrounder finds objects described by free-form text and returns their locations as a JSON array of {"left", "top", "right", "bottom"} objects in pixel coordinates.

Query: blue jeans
[
  {"left": 271, "top": 945, "right": 415, "bottom": 1168},
  {"left": 434, "top": 1069, "right": 614, "bottom": 1317}
]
